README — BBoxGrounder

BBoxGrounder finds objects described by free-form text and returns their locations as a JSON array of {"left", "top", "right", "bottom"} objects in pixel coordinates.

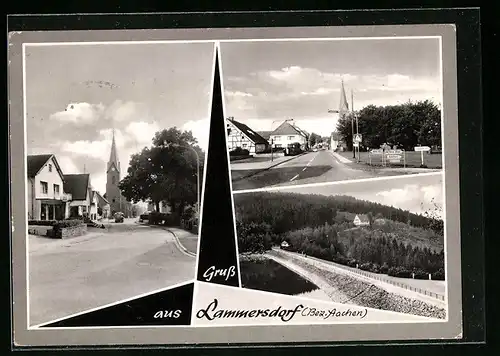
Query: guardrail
[{"left": 275, "top": 249, "right": 446, "bottom": 302}]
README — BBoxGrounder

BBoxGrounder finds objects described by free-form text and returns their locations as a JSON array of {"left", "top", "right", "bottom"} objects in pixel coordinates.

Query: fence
[{"left": 280, "top": 250, "right": 446, "bottom": 302}]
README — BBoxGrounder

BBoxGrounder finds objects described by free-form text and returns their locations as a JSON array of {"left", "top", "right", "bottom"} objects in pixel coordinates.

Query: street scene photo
[
  {"left": 219, "top": 39, "right": 443, "bottom": 191},
  {"left": 24, "top": 41, "right": 214, "bottom": 326},
  {"left": 235, "top": 173, "right": 447, "bottom": 320}
]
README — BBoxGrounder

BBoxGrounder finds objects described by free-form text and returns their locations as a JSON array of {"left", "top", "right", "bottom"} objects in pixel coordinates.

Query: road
[
  {"left": 231, "top": 150, "right": 404, "bottom": 191},
  {"left": 28, "top": 220, "right": 196, "bottom": 326}
]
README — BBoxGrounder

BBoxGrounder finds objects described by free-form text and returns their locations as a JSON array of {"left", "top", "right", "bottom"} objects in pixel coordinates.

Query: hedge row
[
  {"left": 229, "top": 147, "right": 250, "bottom": 156},
  {"left": 28, "top": 220, "right": 56, "bottom": 226}
]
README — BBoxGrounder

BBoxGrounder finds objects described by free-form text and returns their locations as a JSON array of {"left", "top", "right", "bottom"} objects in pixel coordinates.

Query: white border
[
  {"left": 22, "top": 40, "right": 215, "bottom": 330},
  {"left": 218, "top": 42, "right": 243, "bottom": 288},
  {"left": 191, "top": 42, "right": 219, "bottom": 324}
]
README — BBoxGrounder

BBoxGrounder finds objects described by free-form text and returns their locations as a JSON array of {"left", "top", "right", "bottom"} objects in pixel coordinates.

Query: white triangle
[{"left": 192, "top": 282, "right": 439, "bottom": 327}]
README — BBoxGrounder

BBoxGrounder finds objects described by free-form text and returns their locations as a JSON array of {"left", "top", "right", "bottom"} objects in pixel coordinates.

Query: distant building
[
  {"left": 26, "top": 154, "right": 71, "bottom": 220},
  {"left": 64, "top": 174, "right": 93, "bottom": 218},
  {"left": 147, "top": 201, "right": 171, "bottom": 213},
  {"left": 256, "top": 131, "right": 273, "bottom": 142},
  {"left": 226, "top": 117, "right": 269, "bottom": 154},
  {"left": 353, "top": 214, "right": 370, "bottom": 227},
  {"left": 95, "top": 191, "right": 110, "bottom": 219},
  {"left": 270, "top": 120, "right": 309, "bottom": 150}
]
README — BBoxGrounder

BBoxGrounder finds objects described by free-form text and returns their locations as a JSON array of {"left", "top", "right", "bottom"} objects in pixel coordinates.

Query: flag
[{"left": 338, "top": 79, "right": 349, "bottom": 117}]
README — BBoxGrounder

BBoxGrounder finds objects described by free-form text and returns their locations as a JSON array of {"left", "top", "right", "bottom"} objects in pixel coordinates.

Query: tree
[
  {"left": 309, "top": 132, "right": 322, "bottom": 147},
  {"left": 119, "top": 127, "right": 205, "bottom": 216},
  {"left": 336, "top": 100, "right": 442, "bottom": 151}
]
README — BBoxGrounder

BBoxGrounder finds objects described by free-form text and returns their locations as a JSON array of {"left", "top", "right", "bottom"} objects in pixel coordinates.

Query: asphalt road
[
  {"left": 28, "top": 221, "right": 196, "bottom": 326},
  {"left": 231, "top": 150, "right": 402, "bottom": 191}
]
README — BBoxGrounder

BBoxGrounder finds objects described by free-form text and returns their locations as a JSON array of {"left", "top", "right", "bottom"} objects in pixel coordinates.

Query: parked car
[{"left": 114, "top": 212, "right": 124, "bottom": 223}]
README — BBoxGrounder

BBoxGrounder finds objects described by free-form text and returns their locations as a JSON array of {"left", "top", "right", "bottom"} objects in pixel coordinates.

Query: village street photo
[
  {"left": 234, "top": 173, "right": 447, "bottom": 320},
  {"left": 24, "top": 41, "right": 213, "bottom": 326},
  {"left": 220, "top": 39, "right": 443, "bottom": 191}
]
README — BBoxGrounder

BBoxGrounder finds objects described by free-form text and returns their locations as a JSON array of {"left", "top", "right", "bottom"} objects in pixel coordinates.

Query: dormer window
[{"left": 48, "top": 164, "right": 52, "bottom": 172}]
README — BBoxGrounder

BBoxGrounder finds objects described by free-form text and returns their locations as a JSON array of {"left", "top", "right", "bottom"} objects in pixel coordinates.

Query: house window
[
  {"left": 288, "top": 136, "right": 294, "bottom": 140},
  {"left": 48, "top": 164, "right": 52, "bottom": 172},
  {"left": 112, "top": 176, "right": 115, "bottom": 184},
  {"left": 53, "top": 184, "right": 60, "bottom": 195},
  {"left": 112, "top": 198, "right": 116, "bottom": 203},
  {"left": 40, "top": 181, "right": 48, "bottom": 194},
  {"left": 242, "top": 144, "right": 247, "bottom": 148}
]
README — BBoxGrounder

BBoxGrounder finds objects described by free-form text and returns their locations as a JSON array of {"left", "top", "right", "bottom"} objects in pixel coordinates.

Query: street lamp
[{"left": 163, "top": 141, "right": 201, "bottom": 217}]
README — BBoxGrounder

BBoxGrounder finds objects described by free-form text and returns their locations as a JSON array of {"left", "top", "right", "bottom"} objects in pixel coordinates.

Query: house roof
[
  {"left": 257, "top": 131, "right": 273, "bottom": 140},
  {"left": 355, "top": 214, "right": 370, "bottom": 223},
  {"left": 94, "top": 191, "right": 109, "bottom": 206},
  {"left": 63, "top": 174, "right": 90, "bottom": 200},
  {"left": 27, "top": 154, "right": 65, "bottom": 179},
  {"left": 271, "top": 121, "right": 308, "bottom": 138},
  {"left": 228, "top": 118, "right": 269, "bottom": 145}
]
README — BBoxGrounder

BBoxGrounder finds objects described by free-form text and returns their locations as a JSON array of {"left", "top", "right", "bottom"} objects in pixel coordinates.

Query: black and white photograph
[
  {"left": 235, "top": 173, "right": 447, "bottom": 320},
  {"left": 24, "top": 41, "right": 214, "bottom": 326},
  {"left": 220, "top": 39, "right": 443, "bottom": 192}
]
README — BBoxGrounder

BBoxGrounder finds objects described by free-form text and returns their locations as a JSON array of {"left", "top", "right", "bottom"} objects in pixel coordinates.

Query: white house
[
  {"left": 27, "top": 154, "right": 72, "bottom": 220},
  {"left": 353, "top": 214, "right": 370, "bottom": 227},
  {"left": 95, "top": 191, "right": 111, "bottom": 219},
  {"left": 269, "top": 120, "right": 308, "bottom": 150},
  {"left": 89, "top": 191, "right": 99, "bottom": 220},
  {"left": 63, "top": 174, "right": 93, "bottom": 218},
  {"left": 226, "top": 117, "right": 269, "bottom": 154}
]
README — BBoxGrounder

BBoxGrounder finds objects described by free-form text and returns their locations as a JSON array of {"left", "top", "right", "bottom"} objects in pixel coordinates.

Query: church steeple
[{"left": 107, "top": 129, "right": 120, "bottom": 173}]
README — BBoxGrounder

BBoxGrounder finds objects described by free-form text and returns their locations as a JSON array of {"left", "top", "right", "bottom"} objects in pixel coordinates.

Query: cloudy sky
[
  {"left": 267, "top": 173, "right": 444, "bottom": 219},
  {"left": 25, "top": 42, "right": 215, "bottom": 195},
  {"left": 220, "top": 38, "right": 441, "bottom": 137}
]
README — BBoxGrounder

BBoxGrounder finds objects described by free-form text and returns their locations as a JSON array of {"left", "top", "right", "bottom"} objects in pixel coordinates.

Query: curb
[
  {"left": 167, "top": 229, "right": 197, "bottom": 258},
  {"left": 232, "top": 152, "right": 309, "bottom": 182}
]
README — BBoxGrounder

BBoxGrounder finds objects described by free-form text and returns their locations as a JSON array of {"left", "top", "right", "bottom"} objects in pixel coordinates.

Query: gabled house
[
  {"left": 269, "top": 120, "right": 309, "bottom": 150},
  {"left": 27, "top": 154, "right": 71, "bottom": 220},
  {"left": 226, "top": 117, "right": 269, "bottom": 154},
  {"left": 95, "top": 191, "right": 111, "bottom": 219},
  {"left": 353, "top": 214, "right": 370, "bottom": 227},
  {"left": 63, "top": 174, "right": 92, "bottom": 218},
  {"left": 89, "top": 191, "right": 99, "bottom": 220}
]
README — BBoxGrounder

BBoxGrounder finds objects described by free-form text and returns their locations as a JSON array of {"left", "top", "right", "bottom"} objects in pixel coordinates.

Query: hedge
[
  {"left": 53, "top": 219, "right": 85, "bottom": 230},
  {"left": 28, "top": 220, "right": 56, "bottom": 226},
  {"left": 229, "top": 147, "right": 250, "bottom": 156}
]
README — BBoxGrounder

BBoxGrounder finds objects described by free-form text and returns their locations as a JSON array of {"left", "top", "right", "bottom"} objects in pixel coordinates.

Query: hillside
[{"left": 235, "top": 191, "right": 445, "bottom": 277}]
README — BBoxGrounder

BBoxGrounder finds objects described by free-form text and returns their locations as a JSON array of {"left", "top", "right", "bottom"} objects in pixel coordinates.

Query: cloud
[
  {"left": 223, "top": 66, "right": 441, "bottom": 122},
  {"left": 57, "top": 156, "right": 79, "bottom": 174},
  {"left": 125, "top": 121, "right": 160, "bottom": 147},
  {"left": 50, "top": 102, "right": 105, "bottom": 124},
  {"left": 182, "top": 119, "right": 210, "bottom": 151},
  {"left": 374, "top": 183, "right": 444, "bottom": 218}
]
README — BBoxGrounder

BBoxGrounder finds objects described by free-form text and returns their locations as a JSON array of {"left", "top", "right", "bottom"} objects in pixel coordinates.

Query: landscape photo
[
  {"left": 24, "top": 41, "right": 214, "bottom": 326},
  {"left": 234, "top": 173, "right": 447, "bottom": 320},
  {"left": 220, "top": 39, "right": 443, "bottom": 191}
]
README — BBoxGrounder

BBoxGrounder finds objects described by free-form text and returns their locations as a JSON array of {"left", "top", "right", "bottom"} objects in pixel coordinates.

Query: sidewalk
[
  {"left": 149, "top": 225, "right": 198, "bottom": 256},
  {"left": 28, "top": 230, "right": 107, "bottom": 254},
  {"left": 230, "top": 152, "right": 308, "bottom": 181},
  {"left": 329, "top": 151, "right": 354, "bottom": 164}
]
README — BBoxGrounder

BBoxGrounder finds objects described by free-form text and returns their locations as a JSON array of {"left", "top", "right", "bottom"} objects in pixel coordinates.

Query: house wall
[
  {"left": 330, "top": 139, "right": 339, "bottom": 151},
  {"left": 226, "top": 121, "right": 257, "bottom": 154},
  {"left": 34, "top": 157, "right": 64, "bottom": 200},
  {"left": 27, "top": 178, "right": 34, "bottom": 219},
  {"left": 270, "top": 134, "right": 307, "bottom": 148}
]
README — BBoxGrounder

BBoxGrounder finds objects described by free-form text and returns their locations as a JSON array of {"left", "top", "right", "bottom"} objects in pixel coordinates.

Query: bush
[
  {"left": 379, "top": 262, "right": 390, "bottom": 274},
  {"left": 148, "top": 212, "right": 168, "bottom": 225},
  {"left": 53, "top": 219, "right": 85, "bottom": 230},
  {"left": 413, "top": 269, "right": 429, "bottom": 280},
  {"left": 139, "top": 213, "right": 149, "bottom": 221},
  {"left": 431, "top": 268, "right": 445, "bottom": 281},
  {"left": 28, "top": 220, "right": 56, "bottom": 226},
  {"left": 387, "top": 266, "right": 412, "bottom": 278},
  {"left": 229, "top": 147, "right": 250, "bottom": 156},
  {"left": 237, "top": 221, "right": 273, "bottom": 253},
  {"left": 163, "top": 213, "right": 181, "bottom": 227}
]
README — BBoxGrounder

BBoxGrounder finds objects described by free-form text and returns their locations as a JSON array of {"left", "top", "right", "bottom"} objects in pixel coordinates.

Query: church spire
[{"left": 107, "top": 129, "right": 120, "bottom": 173}]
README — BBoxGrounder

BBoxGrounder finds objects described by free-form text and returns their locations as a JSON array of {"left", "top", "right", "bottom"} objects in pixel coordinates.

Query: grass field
[
  {"left": 338, "top": 151, "right": 443, "bottom": 169},
  {"left": 239, "top": 255, "right": 320, "bottom": 295}
]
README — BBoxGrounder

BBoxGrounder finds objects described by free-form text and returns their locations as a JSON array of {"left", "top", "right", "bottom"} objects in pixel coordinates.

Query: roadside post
[
  {"left": 403, "top": 149, "right": 406, "bottom": 168},
  {"left": 414, "top": 145, "right": 431, "bottom": 166},
  {"left": 354, "top": 134, "right": 362, "bottom": 163},
  {"left": 270, "top": 139, "right": 274, "bottom": 162}
]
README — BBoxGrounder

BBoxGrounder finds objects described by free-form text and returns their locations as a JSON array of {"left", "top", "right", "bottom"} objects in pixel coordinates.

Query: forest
[{"left": 235, "top": 191, "right": 445, "bottom": 280}]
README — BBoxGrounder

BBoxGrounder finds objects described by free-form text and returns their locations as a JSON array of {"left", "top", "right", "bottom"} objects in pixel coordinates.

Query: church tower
[{"left": 106, "top": 130, "right": 123, "bottom": 215}]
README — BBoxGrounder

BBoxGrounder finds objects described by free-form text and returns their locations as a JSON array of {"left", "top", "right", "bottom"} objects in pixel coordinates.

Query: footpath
[{"left": 230, "top": 152, "right": 308, "bottom": 181}]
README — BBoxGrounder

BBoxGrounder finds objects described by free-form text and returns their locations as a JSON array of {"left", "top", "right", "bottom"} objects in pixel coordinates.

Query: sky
[
  {"left": 272, "top": 173, "right": 444, "bottom": 219},
  {"left": 25, "top": 42, "right": 215, "bottom": 195},
  {"left": 219, "top": 38, "right": 441, "bottom": 137}
]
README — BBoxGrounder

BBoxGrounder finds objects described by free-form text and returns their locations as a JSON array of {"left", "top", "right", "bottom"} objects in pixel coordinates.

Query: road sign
[
  {"left": 353, "top": 142, "right": 359, "bottom": 148},
  {"left": 354, "top": 134, "right": 362, "bottom": 143},
  {"left": 386, "top": 149, "right": 403, "bottom": 155},
  {"left": 386, "top": 154, "right": 402, "bottom": 160},
  {"left": 414, "top": 146, "right": 431, "bottom": 152},
  {"left": 371, "top": 149, "right": 383, "bottom": 155}
]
